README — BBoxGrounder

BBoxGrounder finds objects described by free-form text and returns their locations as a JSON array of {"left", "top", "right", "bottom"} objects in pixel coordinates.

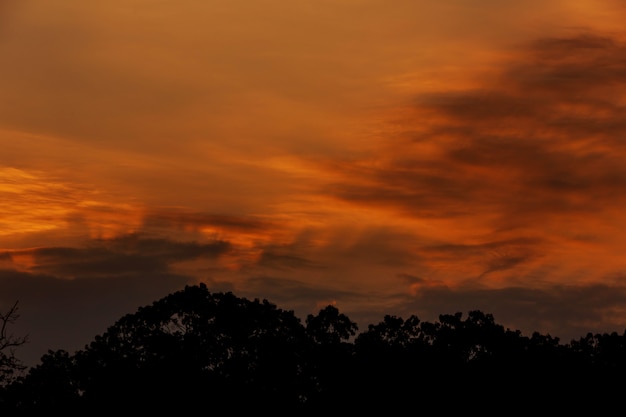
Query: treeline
[{"left": 2, "top": 283, "right": 626, "bottom": 414}]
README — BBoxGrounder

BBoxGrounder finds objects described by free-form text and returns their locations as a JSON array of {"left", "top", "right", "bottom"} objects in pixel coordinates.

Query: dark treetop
[{"left": 2, "top": 283, "right": 625, "bottom": 415}]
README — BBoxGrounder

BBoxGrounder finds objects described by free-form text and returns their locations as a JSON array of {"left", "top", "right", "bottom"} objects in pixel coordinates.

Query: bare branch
[{"left": 0, "top": 300, "right": 29, "bottom": 385}]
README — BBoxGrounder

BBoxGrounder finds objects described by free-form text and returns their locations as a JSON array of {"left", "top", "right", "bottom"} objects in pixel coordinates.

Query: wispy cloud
[
  {"left": 1, "top": 234, "right": 231, "bottom": 279},
  {"left": 319, "top": 33, "right": 626, "bottom": 288}
]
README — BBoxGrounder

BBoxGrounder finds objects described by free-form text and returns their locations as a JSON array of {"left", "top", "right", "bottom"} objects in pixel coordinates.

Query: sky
[{"left": 2, "top": 0, "right": 626, "bottom": 367}]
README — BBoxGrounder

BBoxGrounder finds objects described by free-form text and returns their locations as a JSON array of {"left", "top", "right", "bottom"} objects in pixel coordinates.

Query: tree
[
  {"left": 0, "top": 301, "right": 28, "bottom": 386},
  {"left": 3, "top": 285, "right": 315, "bottom": 414},
  {"left": 303, "top": 305, "right": 359, "bottom": 410},
  {"left": 305, "top": 305, "right": 357, "bottom": 345},
  {"left": 355, "top": 314, "right": 422, "bottom": 349},
  {"left": 9, "top": 285, "right": 626, "bottom": 414}
]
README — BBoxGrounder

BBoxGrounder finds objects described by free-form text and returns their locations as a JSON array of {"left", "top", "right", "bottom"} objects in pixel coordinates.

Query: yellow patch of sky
[
  {"left": 0, "top": 165, "right": 145, "bottom": 244},
  {"left": 0, "top": 167, "right": 77, "bottom": 236}
]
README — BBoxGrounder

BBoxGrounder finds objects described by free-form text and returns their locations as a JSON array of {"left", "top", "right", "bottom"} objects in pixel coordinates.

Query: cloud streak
[
  {"left": 2, "top": 234, "right": 230, "bottom": 279},
  {"left": 319, "top": 32, "right": 626, "bottom": 289}
]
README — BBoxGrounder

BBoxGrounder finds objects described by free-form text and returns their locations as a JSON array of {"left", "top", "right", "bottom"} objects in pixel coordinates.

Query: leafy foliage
[{"left": 2, "top": 285, "right": 626, "bottom": 414}]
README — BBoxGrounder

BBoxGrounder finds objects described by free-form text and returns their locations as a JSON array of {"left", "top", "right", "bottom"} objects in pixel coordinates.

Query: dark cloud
[
  {"left": 237, "top": 226, "right": 419, "bottom": 276},
  {"left": 421, "top": 238, "right": 541, "bottom": 278},
  {"left": 331, "top": 227, "right": 420, "bottom": 268},
  {"left": 1, "top": 234, "right": 230, "bottom": 279},
  {"left": 520, "top": 35, "right": 625, "bottom": 92},
  {"left": 314, "top": 34, "right": 626, "bottom": 276},
  {"left": 422, "top": 237, "right": 541, "bottom": 255},
  {"left": 29, "top": 246, "right": 167, "bottom": 277},
  {"left": 144, "top": 209, "right": 273, "bottom": 233},
  {"left": 257, "top": 249, "right": 320, "bottom": 270},
  {"left": 398, "top": 273, "right": 427, "bottom": 285},
  {"left": 479, "top": 254, "right": 529, "bottom": 277},
  {"left": 327, "top": 33, "right": 626, "bottom": 230},
  {"left": 99, "top": 234, "right": 231, "bottom": 261}
]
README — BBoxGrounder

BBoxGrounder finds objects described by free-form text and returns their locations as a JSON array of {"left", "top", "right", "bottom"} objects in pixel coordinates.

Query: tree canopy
[{"left": 2, "top": 284, "right": 626, "bottom": 414}]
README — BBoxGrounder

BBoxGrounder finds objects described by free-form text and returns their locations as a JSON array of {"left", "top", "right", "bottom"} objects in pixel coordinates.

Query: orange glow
[
  {"left": 5, "top": 250, "right": 37, "bottom": 272},
  {"left": 0, "top": 167, "right": 78, "bottom": 236},
  {"left": 77, "top": 201, "right": 145, "bottom": 240},
  {"left": 0, "top": 167, "right": 146, "bottom": 242},
  {"left": 3, "top": 0, "right": 626, "bottom": 362}
]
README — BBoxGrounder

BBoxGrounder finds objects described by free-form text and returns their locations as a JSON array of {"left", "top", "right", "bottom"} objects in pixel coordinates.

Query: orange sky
[{"left": 3, "top": 0, "right": 626, "bottom": 366}]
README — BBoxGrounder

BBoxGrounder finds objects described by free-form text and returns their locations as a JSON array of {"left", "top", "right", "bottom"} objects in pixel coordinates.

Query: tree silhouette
[
  {"left": 82, "top": 284, "right": 317, "bottom": 413},
  {"left": 0, "top": 301, "right": 28, "bottom": 387},
  {"left": 3, "top": 284, "right": 626, "bottom": 415},
  {"left": 303, "top": 305, "right": 358, "bottom": 411},
  {"left": 2, "top": 285, "right": 317, "bottom": 414},
  {"left": 305, "top": 305, "right": 358, "bottom": 345},
  {"left": 1, "top": 349, "right": 81, "bottom": 414},
  {"left": 352, "top": 314, "right": 425, "bottom": 410}
]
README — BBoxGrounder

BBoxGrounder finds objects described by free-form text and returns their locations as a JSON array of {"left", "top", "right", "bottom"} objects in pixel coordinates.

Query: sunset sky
[{"left": 3, "top": 0, "right": 626, "bottom": 367}]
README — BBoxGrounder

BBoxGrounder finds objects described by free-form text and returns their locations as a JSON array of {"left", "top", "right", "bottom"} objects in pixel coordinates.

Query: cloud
[
  {"left": 1, "top": 234, "right": 231, "bottom": 279},
  {"left": 420, "top": 237, "right": 542, "bottom": 279},
  {"left": 143, "top": 209, "right": 273, "bottom": 234},
  {"left": 315, "top": 32, "right": 626, "bottom": 289},
  {"left": 256, "top": 249, "right": 320, "bottom": 271},
  {"left": 329, "top": 33, "right": 626, "bottom": 214}
]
